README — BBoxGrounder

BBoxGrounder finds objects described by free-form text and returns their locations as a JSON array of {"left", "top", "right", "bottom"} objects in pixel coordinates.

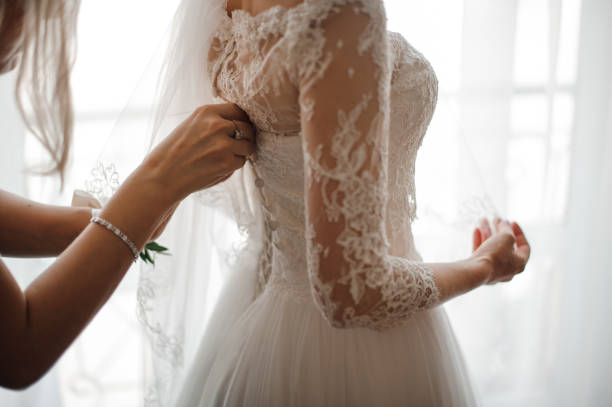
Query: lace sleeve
[{"left": 296, "top": 0, "right": 440, "bottom": 330}]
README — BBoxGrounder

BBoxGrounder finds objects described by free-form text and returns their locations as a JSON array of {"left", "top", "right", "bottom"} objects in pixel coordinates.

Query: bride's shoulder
[
  {"left": 294, "top": 0, "right": 386, "bottom": 18},
  {"left": 282, "top": 0, "right": 388, "bottom": 85},
  {"left": 281, "top": 0, "right": 387, "bottom": 36},
  {"left": 249, "top": 0, "right": 384, "bottom": 10},
  {"left": 245, "top": 0, "right": 386, "bottom": 21}
]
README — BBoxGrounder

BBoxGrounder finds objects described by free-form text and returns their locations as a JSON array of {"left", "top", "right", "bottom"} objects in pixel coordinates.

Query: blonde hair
[{"left": 2, "top": 0, "right": 80, "bottom": 185}]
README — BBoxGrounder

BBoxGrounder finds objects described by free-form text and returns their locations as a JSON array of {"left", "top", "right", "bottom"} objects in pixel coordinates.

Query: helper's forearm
[
  {"left": 0, "top": 189, "right": 91, "bottom": 257},
  {"left": 0, "top": 168, "right": 172, "bottom": 389}
]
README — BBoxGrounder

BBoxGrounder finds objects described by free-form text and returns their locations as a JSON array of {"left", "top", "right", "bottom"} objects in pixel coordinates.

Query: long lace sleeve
[{"left": 295, "top": 0, "right": 440, "bottom": 330}]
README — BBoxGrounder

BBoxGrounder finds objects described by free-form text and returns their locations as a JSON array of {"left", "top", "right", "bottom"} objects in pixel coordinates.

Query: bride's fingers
[
  {"left": 499, "top": 221, "right": 514, "bottom": 238},
  {"left": 511, "top": 221, "right": 528, "bottom": 246},
  {"left": 511, "top": 251, "right": 528, "bottom": 274},
  {"left": 479, "top": 217, "right": 492, "bottom": 240},
  {"left": 512, "top": 221, "right": 531, "bottom": 262},
  {"left": 501, "top": 219, "right": 512, "bottom": 233},
  {"left": 472, "top": 228, "right": 482, "bottom": 252},
  {"left": 493, "top": 216, "right": 503, "bottom": 233}
]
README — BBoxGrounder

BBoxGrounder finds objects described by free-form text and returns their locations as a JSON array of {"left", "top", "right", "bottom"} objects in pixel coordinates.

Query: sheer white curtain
[
  {"left": 552, "top": 0, "right": 612, "bottom": 404},
  {"left": 385, "top": 0, "right": 612, "bottom": 405},
  {"left": 0, "top": 72, "right": 63, "bottom": 407},
  {"left": 0, "top": 0, "right": 610, "bottom": 406}
]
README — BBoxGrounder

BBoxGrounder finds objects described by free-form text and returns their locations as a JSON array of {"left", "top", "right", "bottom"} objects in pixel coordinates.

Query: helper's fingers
[
  {"left": 229, "top": 119, "right": 256, "bottom": 143},
  {"left": 227, "top": 154, "right": 248, "bottom": 171},
  {"left": 211, "top": 103, "right": 250, "bottom": 122},
  {"left": 229, "top": 138, "right": 256, "bottom": 157},
  {"left": 216, "top": 172, "right": 234, "bottom": 184}
]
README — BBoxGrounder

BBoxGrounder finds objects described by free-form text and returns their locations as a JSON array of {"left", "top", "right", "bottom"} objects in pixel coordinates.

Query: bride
[{"left": 136, "top": 0, "right": 531, "bottom": 405}]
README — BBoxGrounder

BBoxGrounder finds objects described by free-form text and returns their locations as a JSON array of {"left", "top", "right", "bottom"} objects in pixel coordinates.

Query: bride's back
[
  {"left": 209, "top": 0, "right": 314, "bottom": 133},
  {"left": 209, "top": 0, "right": 438, "bottom": 259},
  {"left": 149, "top": 3, "right": 477, "bottom": 406}
]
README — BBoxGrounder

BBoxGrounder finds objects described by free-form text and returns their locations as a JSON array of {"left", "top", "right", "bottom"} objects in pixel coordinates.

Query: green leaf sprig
[{"left": 140, "top": 241, "right": 171, "bottom": 265}]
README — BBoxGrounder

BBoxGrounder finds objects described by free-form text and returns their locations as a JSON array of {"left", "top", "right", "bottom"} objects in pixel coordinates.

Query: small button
[{"left": 255, "top": 178, "right": 264, "bottom": 188}]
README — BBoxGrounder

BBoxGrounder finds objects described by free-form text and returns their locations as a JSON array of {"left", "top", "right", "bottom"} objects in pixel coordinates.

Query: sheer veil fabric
[
  {"left": 130, "top": 0, "right": 268, "bottom": 404},
  {"left": 85, "top": 0, "right": 499, "bottom": 405}
]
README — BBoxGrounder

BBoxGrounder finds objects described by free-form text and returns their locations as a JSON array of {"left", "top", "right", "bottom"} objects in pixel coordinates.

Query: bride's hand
[
  {"left": 470, "top": 217, "right": 531, "bottom": 284},
  {"left": 140, "top": 103, "right": 256, "bottom": 204}
]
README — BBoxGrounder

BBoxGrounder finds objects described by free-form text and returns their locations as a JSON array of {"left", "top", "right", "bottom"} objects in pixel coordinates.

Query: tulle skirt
[{"left": 173, "top": 267, "right": 479, "bottom": 407}]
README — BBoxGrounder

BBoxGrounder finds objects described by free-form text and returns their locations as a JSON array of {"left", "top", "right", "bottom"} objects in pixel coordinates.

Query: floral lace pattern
[
  {"left": 208, "top": 0, "right": 441, "bottom": 331},
  {"left": 83, "top": 162, "right": 185, "bottom": 364},
  {"left": 85, "top": 162, "right": 120, "bottom": 205}
]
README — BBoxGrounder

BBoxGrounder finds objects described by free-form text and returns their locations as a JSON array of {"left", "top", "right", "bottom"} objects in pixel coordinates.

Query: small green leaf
[
  {"left": 144, "top": 250, "right": 154, "bottom": 264},
  {"left": 139, "top": 241, "right": 172, "bottom": 264},
  {"left": 146, "top": 242, "right": 169, "bottom": 252}
]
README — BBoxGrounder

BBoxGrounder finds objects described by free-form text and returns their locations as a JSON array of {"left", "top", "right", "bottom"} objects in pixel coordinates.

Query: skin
[
  {"left": 0, "top": 7, "right": 256, "bottom": 390},
  {"left": 430, "top": 217, "right": 531, "bottom": 303}
]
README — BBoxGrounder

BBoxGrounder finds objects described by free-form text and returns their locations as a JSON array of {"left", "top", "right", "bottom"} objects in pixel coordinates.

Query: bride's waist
[
  {"left": 265, "top": 271, "right": 313, "bottom": 303},
  {"left": 264, "top": 248, "right": 424, "bottom": 305},
  {"left": 268, "top": 225, "right": 421, "bottom": 265}
]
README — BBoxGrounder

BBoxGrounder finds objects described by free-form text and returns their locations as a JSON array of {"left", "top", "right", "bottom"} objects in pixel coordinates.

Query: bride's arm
[{"left": 298, "top": 0, "right": 529, "bottom": 330}]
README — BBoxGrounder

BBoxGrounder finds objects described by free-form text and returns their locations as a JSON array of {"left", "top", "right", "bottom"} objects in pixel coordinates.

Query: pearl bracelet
[{"left": 91, "top": 216, "right": 140, "bottom": 261}]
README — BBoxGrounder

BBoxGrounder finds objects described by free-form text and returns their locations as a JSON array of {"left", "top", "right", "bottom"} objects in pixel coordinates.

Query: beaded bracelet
[{"left": 91, "top": 216, "right": 140, "bottom": 261}]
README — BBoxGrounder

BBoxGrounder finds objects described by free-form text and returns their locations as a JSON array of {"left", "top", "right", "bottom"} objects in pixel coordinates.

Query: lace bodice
[{"left": 209, "top": 0, "right": 440, "bottom": 330}]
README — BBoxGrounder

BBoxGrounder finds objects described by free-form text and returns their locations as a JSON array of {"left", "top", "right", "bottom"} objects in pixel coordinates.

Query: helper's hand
[{"left": 141, "top": 103, "right": 256, "bottom": 204}]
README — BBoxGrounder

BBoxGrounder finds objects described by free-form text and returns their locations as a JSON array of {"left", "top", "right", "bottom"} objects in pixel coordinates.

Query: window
[
  {"left": 386, "top": 0, "right": 580, "bottom": 404},
  {"left": 10, "top": 1, "right": 583, "bottom": 405}
]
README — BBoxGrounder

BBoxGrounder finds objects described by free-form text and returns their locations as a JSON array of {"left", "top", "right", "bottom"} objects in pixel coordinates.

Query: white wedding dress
[{"left": 142, "top": 0, "right": 479, "bottom": 405}]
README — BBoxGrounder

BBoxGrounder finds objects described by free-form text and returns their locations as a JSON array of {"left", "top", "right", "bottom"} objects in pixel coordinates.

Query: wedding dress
[{"left": 135, "top": 0, "right": 480, "bottom": 405}]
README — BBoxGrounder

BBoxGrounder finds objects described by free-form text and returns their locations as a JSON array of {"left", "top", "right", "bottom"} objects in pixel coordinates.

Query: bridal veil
[{"left": 84, "top": 0, "right": 496, "bottom": 404}]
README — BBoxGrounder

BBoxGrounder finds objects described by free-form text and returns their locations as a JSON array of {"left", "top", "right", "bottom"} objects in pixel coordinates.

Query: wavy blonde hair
[{"left": 1, "top": 0, "right": 80, "bottom": 185}]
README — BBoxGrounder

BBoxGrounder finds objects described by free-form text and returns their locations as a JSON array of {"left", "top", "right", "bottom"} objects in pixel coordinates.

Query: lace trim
[
  {"left": 85, "top": 162, "right": 120, "bottom": 205},
  {"left": 297, "top": 0, "right": 441, "bottom": 330},
  {"left": 208, "top": 0, "right": 442, "bottom": 331},
  {"left": 82, "top": 161, "right": 185, "bottom": 365},
  {"left": 136, "top": 268, "right": 184, "bottom": 366}
]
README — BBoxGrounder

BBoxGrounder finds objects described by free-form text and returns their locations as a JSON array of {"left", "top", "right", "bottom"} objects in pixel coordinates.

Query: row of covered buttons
[{"left": 254, "top": 173, "right": 279, "bottom": 231}]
